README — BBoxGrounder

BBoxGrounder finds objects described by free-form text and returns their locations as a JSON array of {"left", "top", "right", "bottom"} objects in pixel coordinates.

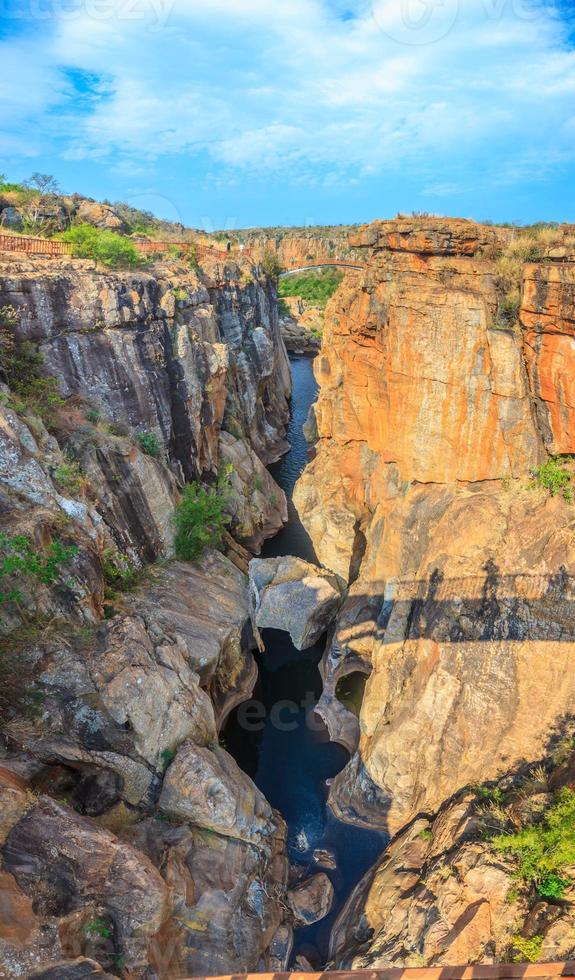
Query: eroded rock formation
[
  {"left": 330, "top": 752, "right": 575, "bottom": 969},
  {"left": 294, "top": 217, "right": 575, "bottom": 964},
  {"left": 249, "top": 555, "right": 344, "bottom": 651},
  {"left": 0, "top": 251, "right": 293, "bottom": 977}
]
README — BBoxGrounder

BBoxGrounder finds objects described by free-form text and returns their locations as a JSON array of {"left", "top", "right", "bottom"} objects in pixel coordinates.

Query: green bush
[
  {"left": 0, "top": 534, "right": 78, "bottom": 608},
  {"left": 84, "top": 917, "right": 112, "bottom": 939},
  {"left": 60, "top": 224, "right": 141, "bottom": 268},
  {"left": 1, "top": 305, "right": 65, "bottom": 426},
  {"left": 101, "top": 548, "right": 138, "bottom": 597},
  {"left": 0, "top": 179, "right": 26, "bottom": 194},
  {"left": 160, "top": 747, "right": 176, "bottom": 769},
  {"left": 173, "top": 480, "right": 230, "bottom": 561},
  {"left": 136, "top": 431, "right": 161, "bottom": 458},
  {"left": 187, "top": 244, "right": 199, "bottom": 270},
  {"left": 53, "top": 461, "right": 85, "bottom": 496},
  {"left": 511, "top": 935, "right": 543, "bottom": 963},
  {"left": 278, "top": 268, "right": 344, "bottom": 309},
  {"left": 492, "top": 788, "right": 575, "bottom": 899},
  {"left": 494, "top": 291, "right": 521, "bottom": 329},
  {"left": 531, "top": 456, "right": 574, "bottom": 502}
]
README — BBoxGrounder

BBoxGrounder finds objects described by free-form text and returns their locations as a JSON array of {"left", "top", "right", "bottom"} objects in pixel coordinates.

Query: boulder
[
  {"left": 268, "top": 923, "right": 294, "bottom": 970},
  {"left": 249, "top": 555, "right": 344, "bottom": 650},
  {"left": 287, "top": 872, "right": 334, "bottom": 926},
  {"left": 2, "top": 792, "right": 169, "bottom": 975},
  {"left": 91, "top": 614, "right": 217, "bottom": 767},
  {"left": 130, "top": 815, "right": 288, "bottom": 976},
  {"left": 159, "top": 742, "right": 278, "bottom": 847},
  {"left": 75, "top": 200, "right": 128, "bottom": 232},
  {"left": 220, "top": 430, "right": 287, "bottom": 552},
  {"left": 312, "top": 848, "right": 337, "bottom": 870},
  {"left": 29, "top": 960, "right": 116, "bottom": 979},
  {"left": 0, "top": 206, "right": 23, "bottom": 230}
]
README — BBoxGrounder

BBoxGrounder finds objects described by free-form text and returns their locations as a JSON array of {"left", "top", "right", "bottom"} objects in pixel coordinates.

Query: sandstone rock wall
[
  {"left": 241, "top": 228, "right": 362, "bottom": 271},
  {"left": 293, "top": 218, "right": 575, "bottom": 963},
  {"left": 0, "top": 254, "right": 290, "bottom": 565},
  {"left": 0, "top": 554, "right": 288, "bottom": 978},
  {"left": 0, "top": 252, "right": 295, "bottom": 977},
  {"left": 330, "top": 753, "right": 575, "bottom": 969}
]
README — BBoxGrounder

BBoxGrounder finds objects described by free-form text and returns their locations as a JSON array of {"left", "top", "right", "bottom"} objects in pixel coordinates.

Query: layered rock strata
[
  {"left": 0, "top": 252, "right": 296, "bottom": 977},
  {"left": 330, "top": 752, "right": 575, "bottom": 968},
  {"left": 294, "top": 218, "right": 575, "bottom": 963}
]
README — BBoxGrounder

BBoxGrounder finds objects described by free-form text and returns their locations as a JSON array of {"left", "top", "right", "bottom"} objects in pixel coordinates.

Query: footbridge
[
  {"left": 0, "top": 234, "right": 366, "bottom": 272},
  {"left": 279, "top": 259, "right": 365, "bottom": 275}
]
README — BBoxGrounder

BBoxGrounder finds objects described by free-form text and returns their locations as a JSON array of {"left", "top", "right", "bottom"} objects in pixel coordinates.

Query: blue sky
[{"left": 1, "top": 0, "right": 574, "bottom": 228}]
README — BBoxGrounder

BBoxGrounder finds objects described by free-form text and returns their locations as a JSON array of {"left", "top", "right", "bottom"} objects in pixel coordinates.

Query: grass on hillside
[{"left": 278, "top": 267, "right": 344, "bottom": 309}]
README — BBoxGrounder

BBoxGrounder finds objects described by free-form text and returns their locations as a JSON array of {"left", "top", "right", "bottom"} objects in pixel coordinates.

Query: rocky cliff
[
  {"left": 240, "top": 227, "right": 362, "bottom": 271},
  {"left": 330, "top": 749, "right": 575, "bottom": 969},
  {"left": 0, "top": 251, "right": 296, "bottom": 977},
  {"left": 294, "top": 217, "right": 575, "bottom": 965}
]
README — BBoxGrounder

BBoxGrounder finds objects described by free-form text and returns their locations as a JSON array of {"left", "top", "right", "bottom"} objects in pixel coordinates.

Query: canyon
[{"left": 1, "top": 216, "right": 575, "bottom": 978}]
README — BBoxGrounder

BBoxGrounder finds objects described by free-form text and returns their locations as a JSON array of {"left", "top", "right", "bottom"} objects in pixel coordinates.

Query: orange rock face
[
  {"left": 522, "top": 262, "right": 575, "bottom": 453},
  {"left": 294, "top": 220, "right": 564, "bottom": 578},
  {"left": 349, "top": 216, "right": 510, "bottom": 256},
  {"left": 243, "top": 228, "right": 362, "bottom": 270},
  {"left": 294, "top": 217, "right": 575, "bottom": 845}
]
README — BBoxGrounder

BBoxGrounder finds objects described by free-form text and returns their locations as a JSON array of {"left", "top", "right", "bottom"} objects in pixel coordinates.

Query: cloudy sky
[{"left": 0, "top": 0, "right": 574, "bottom": 227}]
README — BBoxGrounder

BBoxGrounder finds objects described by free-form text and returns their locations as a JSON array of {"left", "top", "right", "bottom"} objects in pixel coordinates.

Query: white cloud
[{"left": 1, "top": 0, "right": 574, "bottom": 191}]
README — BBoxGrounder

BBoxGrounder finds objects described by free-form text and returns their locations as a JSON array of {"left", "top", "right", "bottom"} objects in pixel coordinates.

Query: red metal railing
[
  {"left": 181, "top": 966, "right": 575, "bottom": 980},
  {"left": 0, "top": 234, "right": 252, "bottom": 261},
  {"left": 0, "top": 234, "right": 74, "bottom": 256}
]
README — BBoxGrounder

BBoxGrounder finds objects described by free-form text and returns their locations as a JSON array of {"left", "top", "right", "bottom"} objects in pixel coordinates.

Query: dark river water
[{"left": 224, "top": 355, "right": 387, "bottom": 966}]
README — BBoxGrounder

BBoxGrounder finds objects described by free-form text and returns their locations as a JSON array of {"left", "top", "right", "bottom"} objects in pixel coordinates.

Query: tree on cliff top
[
  {"left": 60, "top": 224, "right": 141, "bottom": 268},
  {"left": 261, "top": 248, "right": 283, "bottom": 278}
]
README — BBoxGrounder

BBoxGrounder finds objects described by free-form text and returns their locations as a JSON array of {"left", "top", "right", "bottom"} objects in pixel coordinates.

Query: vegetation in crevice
[
  {"left": 0, "top": 533, "right": 79, "bottom": 609},
  {"left": 0, "top": 305, "right": 65, "bottom": 428},
  {"left": 173, "top": 473, "right": 231, "bottom": 562},
  {"left": 530, "top": 456, "right": 574, "bottom": 502},
  {"left": 136, "top": 431, "right": 161, "bottom": 458},
  {"left": 101, "top": 548, "right": 139, "bottom": 598},
  {"left": 0, "top": 534, "right": 79, "bottom": 713},
  {"left": 53, "top": 459, "right": 88, "bottom": 497},
  {"left": 492, "top": 788, "right": 575, "bottom": 901},
  {"left": 511, "top": 934, "right": 544, "bottom": 963}
]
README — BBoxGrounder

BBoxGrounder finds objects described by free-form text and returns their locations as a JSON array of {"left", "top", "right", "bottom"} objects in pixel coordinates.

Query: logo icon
[{"left": 372, "top": 0, "right": 459, "bottom": 46}]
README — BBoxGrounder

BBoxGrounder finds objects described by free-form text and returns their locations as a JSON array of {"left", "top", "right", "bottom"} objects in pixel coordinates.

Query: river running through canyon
[{"left": 224, "top": 355, "right": 387, "bottom": 965}]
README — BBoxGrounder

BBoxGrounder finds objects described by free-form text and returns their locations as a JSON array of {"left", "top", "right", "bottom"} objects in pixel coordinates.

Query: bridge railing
[
  {"left": 0, "top": 234, "right": 74, "bottom": 256},
  {"left": 177, "top": 966, "right": 575, "bottom": 980},
  {"left": 0, "top": 233, "right": 253, "bottom": 261},
  {"left": 0, "top": 234, "right": 367, "bottom": 272}
]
